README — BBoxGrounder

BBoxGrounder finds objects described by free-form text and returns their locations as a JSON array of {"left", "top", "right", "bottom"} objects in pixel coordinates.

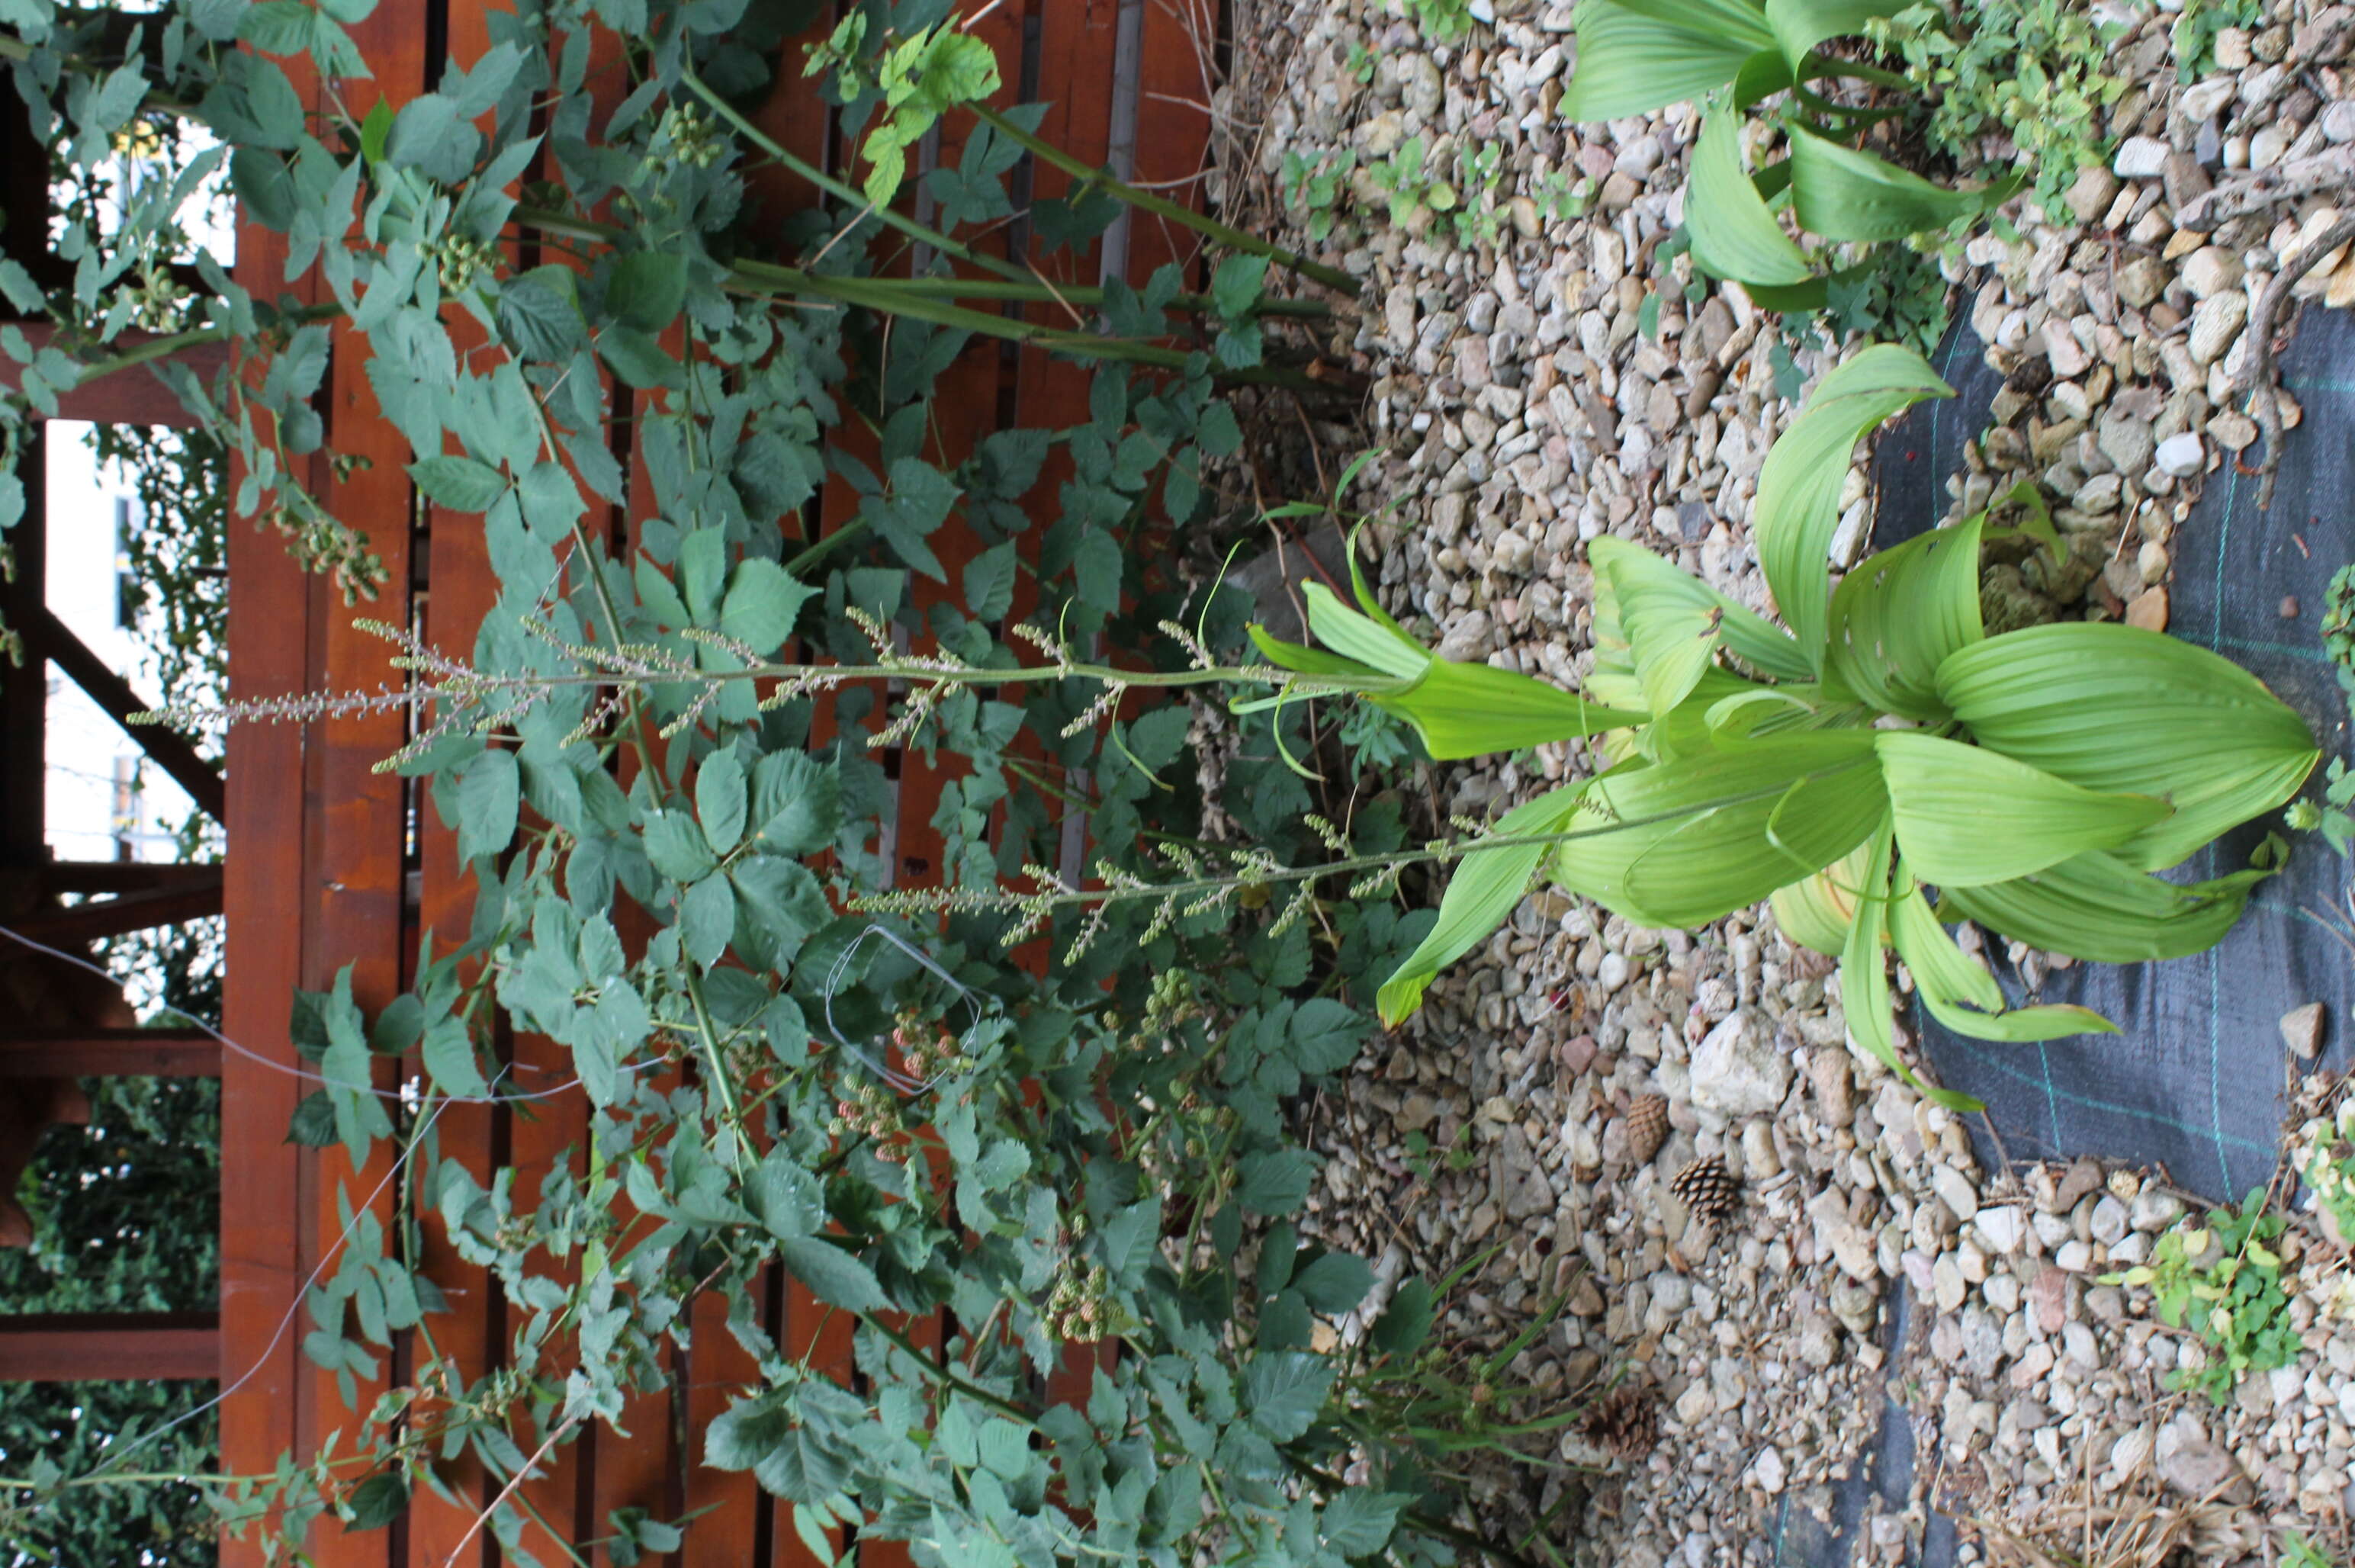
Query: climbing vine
[{"left": 0, "top": 0, "right": 1582, "bottom": 1563}]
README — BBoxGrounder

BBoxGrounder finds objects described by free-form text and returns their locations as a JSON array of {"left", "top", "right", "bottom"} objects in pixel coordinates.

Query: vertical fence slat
[
  {"left": 221, "top": 32, "right": 333, "bottom": 1568},
  {"left": 303, "top": 3, "right": 432, "bottom": 1559}
]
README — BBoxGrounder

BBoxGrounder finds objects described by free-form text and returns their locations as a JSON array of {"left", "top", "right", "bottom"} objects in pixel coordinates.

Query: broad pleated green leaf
[
  {"left": 1378, "top": 784, "right": 1592, "bottom": 1025},
  {"left": 1876, "top": 731, "right": 2170, "bottom": 887},
  {"left": 1764, "top": 0, "right": 1907, "bottom": 73},
  {"left": 1378, "top": 658, "right": 1648, "bottom": 759},
  {"left": 1301, "top": 583, "right": 1426, "bottom": 679},
  {"left": 1938, "top": 622, "right": 2320, "bottom": 869},
  {"left": 1769, "top": 834, "right": 1881, "bottom": 955},
  {"left": 1688, "top": 104, "right": 1814, "bottom": 289},
  {"left": 1788, "top": 125, "right": 2007, "bottom": 242},
  {"left": 1731, "top": 44, "right": 1800, "bottom": 108},
  {"left": 1591, "top": 535, "right": 1812, "bottom": 683},
  {"left": 1246, "top": 624, "right": 1380, "bottom": 680},
  {"left": 1888, "top": 869, "right": 2117, "bottom": 1042},
  {"left": 1558, "top": 0, "right": 1775, "bottom": 121},
  {"left": 1823, "top": 516, "right": 1984, "bottom": 720},
  {"left": 1754, "top": 344, "right": 1952, "bottom": 667},
  {"left": 1266, "top": 577, "right": 1645, "bottom": 762},
  {"left": 1939, "top": 850, "right": 2274, "bottom": 964},
  {"left": 1551, "top": 730, "right": 1882, "bottom": 927},
  {"left": 1592, "top": 538, "right": 1719, "bottom": 715},
  {"left": 1839, "top": 821, "right": 1981, "bottom": 1110}
]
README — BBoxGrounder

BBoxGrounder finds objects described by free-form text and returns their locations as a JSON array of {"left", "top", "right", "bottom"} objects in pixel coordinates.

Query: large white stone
[{"left": 1688, "top": 1011, "right": 1791, "bottom": 1121}]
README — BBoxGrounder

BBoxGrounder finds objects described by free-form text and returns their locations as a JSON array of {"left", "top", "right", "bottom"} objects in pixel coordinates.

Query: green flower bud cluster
[
  {"left": 430, "top": 233, "right": 497, "bottom": 293},
  {"left": 653, "top": 104, "right": 724, "bottom": 170}
]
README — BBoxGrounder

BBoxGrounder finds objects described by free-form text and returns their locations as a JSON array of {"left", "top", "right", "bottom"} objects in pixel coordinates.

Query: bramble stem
[
  {"left": 678, "top": 68, "right": 1033, "bottom": 285},
  {"left": 970, "top": 105, "right": 1360, "bottom": 294}
]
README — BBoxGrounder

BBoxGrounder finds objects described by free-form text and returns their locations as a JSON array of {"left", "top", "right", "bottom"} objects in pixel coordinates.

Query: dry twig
[{"left": 2237, "top": 210, "right": 2355, "bottom": 509}]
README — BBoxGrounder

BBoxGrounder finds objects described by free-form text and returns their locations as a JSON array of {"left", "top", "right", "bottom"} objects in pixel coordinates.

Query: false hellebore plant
[
  {"left": 1257, "top": 345, "right": 2321, "bottom": 1104},
  {"left": 1558, "top": 0, "right": 2022, "bottom": 309}
]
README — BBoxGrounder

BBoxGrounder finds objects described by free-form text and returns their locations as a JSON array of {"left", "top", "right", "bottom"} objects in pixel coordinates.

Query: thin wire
[
  {"left": 25, "top": 1097, "right": 451, "bottom": 1515},
  {"left": 819, "top": 922, "right": 988, "bottom": 1097},
  {"left": 0, "top": 922, "right": 584, "bottom": 1105}
]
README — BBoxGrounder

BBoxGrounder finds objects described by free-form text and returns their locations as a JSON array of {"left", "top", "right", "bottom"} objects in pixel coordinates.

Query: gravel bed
[{"left": 1219, "top": 0, "right": 2355, "bottom": 1560}]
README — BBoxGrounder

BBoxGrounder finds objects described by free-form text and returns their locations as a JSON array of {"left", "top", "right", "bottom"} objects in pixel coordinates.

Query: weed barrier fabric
[{"left": 1768, "top": 316, "right": 2355, "bottom": 1568}]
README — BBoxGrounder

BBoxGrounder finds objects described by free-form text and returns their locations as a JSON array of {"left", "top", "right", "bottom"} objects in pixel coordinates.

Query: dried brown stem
[{"left": 2238, "top": 210, "right": 2355, "bottom": 509}]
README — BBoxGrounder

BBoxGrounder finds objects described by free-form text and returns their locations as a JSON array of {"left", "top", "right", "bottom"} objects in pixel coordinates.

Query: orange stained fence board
[
  {"left": 1124, "top": 0, "right": 1216, "bottom": 291},
  {"left": 221, "top": 24, "right": 330, "bottom": 1568},
  {"left": 298, "top": 0, "right": 432, "bottom": 1556}
]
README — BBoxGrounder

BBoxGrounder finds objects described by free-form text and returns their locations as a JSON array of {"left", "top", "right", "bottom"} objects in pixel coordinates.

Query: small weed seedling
[
  {"left": 1406, "top": 0, "right": 1475, "bottom": 43},
  {"left": 1366, "top": 136, "right": 1509, "bottom": 250},
  {"left": 2108, "top": 1190, "right": 2300, "bottom": 1404},
  {"left": 1283, "top": 147, "right": 1358, "bottom": 244},
  {"left": 1534, "top": 169, "right": 1591, "bottom": 223}
]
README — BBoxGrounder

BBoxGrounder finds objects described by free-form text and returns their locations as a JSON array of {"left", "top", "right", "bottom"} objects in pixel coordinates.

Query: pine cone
[
  {"left": 1670, "top": 1155, "right": 1740, "bottom": 1221},
  {"left": 1581, "top": 1386, "right": 1658, "bottom": 1460},
  {"left": 1625, "top": 1093, "right": 1669, "bottom": 1165}
]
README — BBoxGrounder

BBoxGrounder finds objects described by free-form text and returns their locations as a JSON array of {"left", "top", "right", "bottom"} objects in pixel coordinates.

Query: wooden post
[{"left": 0, "top": 1312, "right": 220, "bottom": 1382}]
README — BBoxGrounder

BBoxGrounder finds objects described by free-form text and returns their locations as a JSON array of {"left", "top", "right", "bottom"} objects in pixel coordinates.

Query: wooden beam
[
  {"left": 24, "top": 606, "right": 227, "bottom": 824},
  {"left": 14, "top": 881, "right": 225, "bottom": 943},
  {"left": 0, "top": 431, "right": 46, "bottom": 866},
  {"left": 37, "top": 860, "right": 223, "bottom": 898},
  {"left": 0, "top": 1028, "right": 218, "bottom": 1077},
  {"left": 0, "top": 1312, "right": 220, "bottom": 1382},
  {"left": 0, "top": 323, "right": 223, "bottom": 426}
]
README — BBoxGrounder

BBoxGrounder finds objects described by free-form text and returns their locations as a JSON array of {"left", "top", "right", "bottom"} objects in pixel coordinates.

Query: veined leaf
[
  {"left": 1584, "top": 553, "right": 1647, "bottom": 724},
  {"left": 1876, "top": 731, "right": 2170, "bottom": 887},
  {"left": 1764, "top": 0, "right": 1907, "bottom": 74},
  {"left": 1769, "top": 834, "right": 1880, "bottom": 955},
  {"left": 1754, "top": 344, "right": 1952, "bottom": 666},
  {"left": 1374, "top": 658, "right": 1647, "bottom": 759},
  {"left": 1687, "top": 104, "right": 1814, "bottom": 289},
  {"left": 1245, "top": 623, "right": 1385, "bottom": 681},
  {"left": 1550, "top": 730, "right": 1883, "bottom": 927},
  {"left": 1300, "top": 582, "right": 1425, "bottom": 680},
  {"left": 1558, "top": 0, "right": 1775, "bottom": 121},
  {"left": 1647, "top": 667, "right": 1797, "bottom": 761},
  {"left": 1939, "top": 850, "right": 2273, "bottom": 964},
  {"left": 1378, "top": 784, "right": 1592, "bottom": 1025},
  {"left": 1593, "top": 540, "right": 1719, "bottom": 715},
  {"left": 1592, "top": 535, "right": 1810, "bottom": 708},
  {"left": 1839, "top": 821, "right": 1982, "bottom": 1110},
  {"left": 1889, "top": 869, "right": 2117, "bottom": 1041},
  {"left": 1823, "top": 515, "right": 1984, "bottom": 720},
  {"left": 1788, "top": 124, "right": 2011, "bottom": 242},
  {"left": 1937, "top": 622, "right": 2319, "bottom": 869},
  {"left": 1283, "top": 580, "right": 1645, "bottom": 759}
]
